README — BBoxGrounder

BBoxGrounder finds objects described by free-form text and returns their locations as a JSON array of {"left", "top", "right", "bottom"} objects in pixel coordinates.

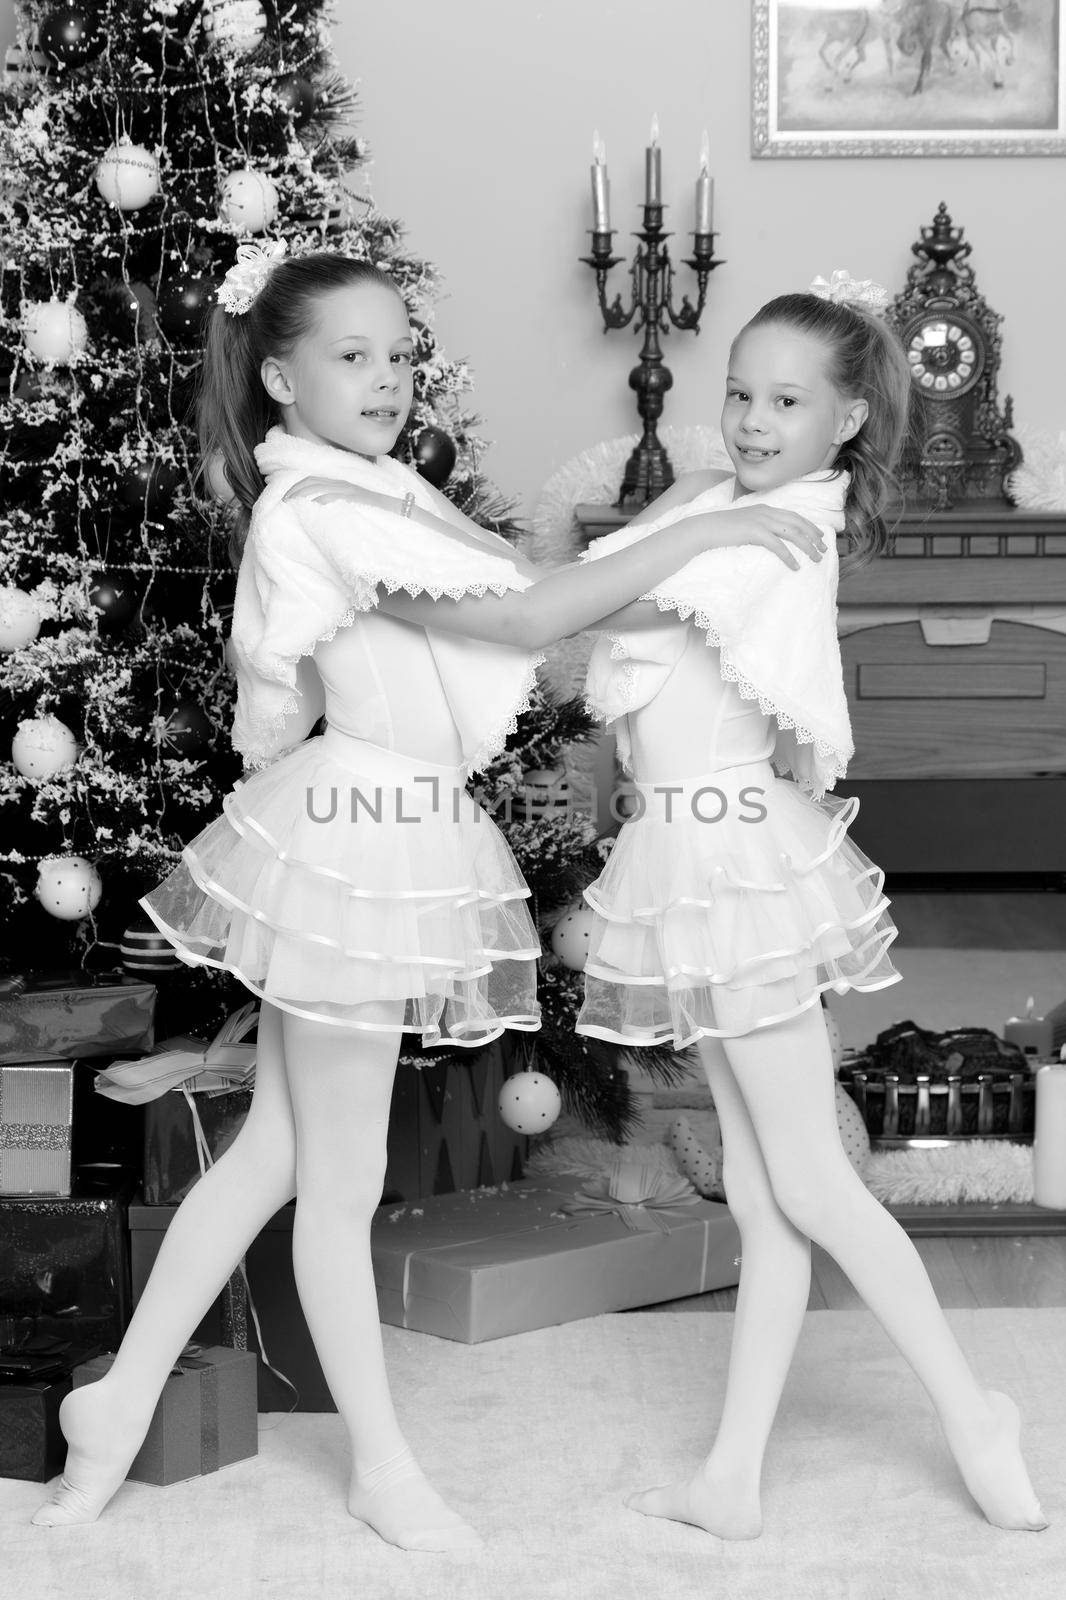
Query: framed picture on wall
[{"left": 752, "top": 0, "right": 1066, "bottom": 156}]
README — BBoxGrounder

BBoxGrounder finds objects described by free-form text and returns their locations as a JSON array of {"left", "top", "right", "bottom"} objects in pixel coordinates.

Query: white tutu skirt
[
  {"left": 575, "top": 761, "right": 900, "bottom": 1047},
  {"left": 141, "top": 730, "right": 541, "bottom": 1046}
]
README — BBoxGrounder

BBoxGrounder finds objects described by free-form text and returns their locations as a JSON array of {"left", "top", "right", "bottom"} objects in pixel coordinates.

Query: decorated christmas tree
[{"left": 0, "top": 0, "right": 683, "bottom": 1137}]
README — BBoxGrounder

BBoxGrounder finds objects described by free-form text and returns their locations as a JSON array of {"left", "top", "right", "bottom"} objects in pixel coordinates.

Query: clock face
[{"left": 904, "top": 315, "right": 984, "bottom": 396}]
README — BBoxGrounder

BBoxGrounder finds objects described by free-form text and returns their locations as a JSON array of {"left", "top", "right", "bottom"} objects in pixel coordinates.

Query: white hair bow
[
  {"left": 808, "top": 269, "right": 889, "bottom": 312},
  {"left": 217, "top": 239, "right": 288, "bottom": 315}
]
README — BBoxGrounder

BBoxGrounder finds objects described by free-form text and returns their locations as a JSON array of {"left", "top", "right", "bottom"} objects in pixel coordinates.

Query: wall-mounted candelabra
[{"left": 582, "top": 120, "right": 724, "bottom": 511}]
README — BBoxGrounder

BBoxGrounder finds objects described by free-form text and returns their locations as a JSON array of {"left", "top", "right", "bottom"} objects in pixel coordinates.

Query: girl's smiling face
[
  {"left": 260, "top": 281, "right": 415, "bottom": 458},
  {"left": 722, "top": 322, "right": 868, "bottom": 494}
]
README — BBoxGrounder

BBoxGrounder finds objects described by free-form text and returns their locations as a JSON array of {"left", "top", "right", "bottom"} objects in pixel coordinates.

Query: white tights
[
  {"left": 33, "top": 1001, "right": 480, "bottom": 1551},
  {"left": 628, "top": 1002, "right": 1047, "bottom": 1537}
]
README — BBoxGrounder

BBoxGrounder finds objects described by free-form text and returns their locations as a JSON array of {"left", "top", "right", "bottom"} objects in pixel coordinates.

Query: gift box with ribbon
[
  {"left": 72, "top": 1344, "right": 258, "bottom": 1486},
  {"left": 0, "top": 1059, "right": 74, "bottom": 1196},
  {"left": 95, "top": 1003, "right": 257, "bottom": 1206},
  {"left": 0, "top": 975, "right": 156, "bottom": 1066},
  {"left": 371, "top": 1164, "right": 741, "bottom": 1343}
]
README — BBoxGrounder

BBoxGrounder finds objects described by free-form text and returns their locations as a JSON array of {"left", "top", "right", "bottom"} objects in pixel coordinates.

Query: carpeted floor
[{"left": 3, "top": 1309, "right": 1063, "bottom": 1600}]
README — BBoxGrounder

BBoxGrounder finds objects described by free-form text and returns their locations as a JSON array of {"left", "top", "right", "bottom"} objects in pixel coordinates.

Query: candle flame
[
  {"left": 593, "top": 130, "right": 606, "bottom": 164},
  {"left": 699, "top": 128, "right": 710, "bottom": 171},
  {"left": 1026, "top": 995, "right": 1036, "bottom": 1017},
  {"left": 650, "top": 113, "right": 660, "bottom": 144}
]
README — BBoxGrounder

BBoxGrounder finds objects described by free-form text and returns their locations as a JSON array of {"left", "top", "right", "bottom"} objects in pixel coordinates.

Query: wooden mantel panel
[
  {"left": 840, "top": 556, "right": 1066, "bottom": 605},
  {"left": 842, "top": 621, "right": 1066, "bottom": 778}
]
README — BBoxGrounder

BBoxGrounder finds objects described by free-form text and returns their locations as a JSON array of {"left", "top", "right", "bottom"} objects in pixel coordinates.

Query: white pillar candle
[
  {"left": 1033, "top": 1062, "right": 1066, "bottom": 1210},
  {"left": 645, "top": 114, "right": 661, "bottom": 205},
  {"left": 590, "top": 132, "right": 610, "bottom": 232}
]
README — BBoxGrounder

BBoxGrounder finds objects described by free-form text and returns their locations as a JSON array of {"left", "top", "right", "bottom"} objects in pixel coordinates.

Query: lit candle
[
  {"left": 1033, "top": 1055, "right": 1066, "bottom": 1210},
  {"left": 695, "top": 128, "right": 713, "bottom": 234},
  {"left": 645, "top": 114, "right": 661, "bottom": 206},
  {"left": 591, "top": 131, "right": 610, "bottom": 233},
  {"left": 1004, "top": 996, "right": 1052, "bottom": 1059}
]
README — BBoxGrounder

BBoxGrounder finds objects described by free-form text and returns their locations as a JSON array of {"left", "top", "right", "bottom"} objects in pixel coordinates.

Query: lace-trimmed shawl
[
  {"left": 230, "top": 429, "right": 541, "bottom": 772},
  {"left": 583, "top": 472, "right": 854, "bottom": 799}
]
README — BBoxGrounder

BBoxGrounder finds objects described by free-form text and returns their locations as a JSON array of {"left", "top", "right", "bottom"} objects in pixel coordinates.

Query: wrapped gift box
[
  {"left": 73, "top": 1345, "right": 257, "bottom": 1485},
  {"left": 0, "top": 1060, "right": 74, "bottom": 1196},
  {"left": 0, "top": 1338, "right": 100, "bottom": 1481},
  {"left": 0, "top": 977, "right": 155, "bottom": 1066},
  {"left": 0, "top": 1168, "right": 134, "bottom": 1349},
  {"left": 371, "top": 1174, "right": 742, "bottom": 1343},
  {"left": 132, "top": 1033, "right": 523, "bottom": 1206}
]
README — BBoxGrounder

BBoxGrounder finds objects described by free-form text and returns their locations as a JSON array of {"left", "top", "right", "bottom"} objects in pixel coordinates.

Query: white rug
[{"left": 3, "top": 1310, "right": 1064, "bottom": 1600}]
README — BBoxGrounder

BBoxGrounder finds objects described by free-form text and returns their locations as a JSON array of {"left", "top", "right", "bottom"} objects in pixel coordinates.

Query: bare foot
[
  {"left": 32, "top": 1378, "right": 154, "bottom": 1527},
  {"left": 626, "top": 1464, "right": 763, "bottom": 1541},
  {"left": 942, "top": 1390, "right": 1048, "bottom": 1532},
  {"left": 348, "top": 1446, "right": 483, "bottom": 1553}
]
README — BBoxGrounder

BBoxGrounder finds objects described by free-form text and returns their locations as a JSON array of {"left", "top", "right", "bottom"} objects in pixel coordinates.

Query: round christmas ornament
[
  {"left": 156, "top": 274, "right": 220, "bottom": 342},
  {"left": 550, "top": 900, "right": 597, "bottom": 972},
  {"left": 12, "top": 714, "right": 79, "bottom": 781},
  {"left": 275, "top": 72, "right": 317, "bottom": 125},
  {"left": 89, "top": 573, "right": 139, "bottom": 631},
  {"left": 202, "top": 0, "right": 267, "bottom": 56},
  {"left": 118, "top": 457, "right": 181, "bottom": 515},
  {"left": 412, "top": 425, "right": 457, "bottom": 489},
  {"left": 161, "top": 696, "right": 212, "bottom": 756},
  {"left": 35, "top": 856, "right": 102, "bottom": 921},
  {"left": 218, "top": 168, "right": 279, "bottom": 234},
  {"left": 517, "top": 766, "right": 571, "bottom": 819},
  {"left": 94, "top": 140, "right": 161, "bottom": 212},
  {"left": 120, "top": 912, "right": 182, "bottom": 975},
  {"left": 20, "top": 298, "right": 89, "bottom": 366},
  {"left": 39, "top": 7, "right": 105, "bottom": 68},
  {"left": 498, "top": 1071, "right": 562, "bottom": 1134},
  {"left": 0, "top": 586, "right": 43, "bottom": 653}
]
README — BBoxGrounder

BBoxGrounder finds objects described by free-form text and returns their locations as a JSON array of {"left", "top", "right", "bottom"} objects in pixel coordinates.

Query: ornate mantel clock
[{"left": 885, "top": 203, "right": 1021, "bottom": 512}]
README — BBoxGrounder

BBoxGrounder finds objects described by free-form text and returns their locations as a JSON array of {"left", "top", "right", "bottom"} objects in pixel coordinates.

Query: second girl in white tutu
[{"left": 577, "top": 275, "right": 1047, "bottom": 1538}]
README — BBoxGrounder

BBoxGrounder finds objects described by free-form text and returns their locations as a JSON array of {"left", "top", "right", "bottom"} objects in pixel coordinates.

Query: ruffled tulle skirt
[
  {"left": 575, "top": 760, "right": 900, "bottom": 1047},
  {"left": 141, "top": 729, "right": 541, "bottom": 1046}
]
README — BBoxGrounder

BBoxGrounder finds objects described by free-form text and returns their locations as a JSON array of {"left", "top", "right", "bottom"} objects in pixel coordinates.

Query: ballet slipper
[
  {"left": 943, "top": 1390, "right": 1048, "bottom": 1532},
  {"left": 348, "top": 1446, "right": 483, "bottom": 1553}
]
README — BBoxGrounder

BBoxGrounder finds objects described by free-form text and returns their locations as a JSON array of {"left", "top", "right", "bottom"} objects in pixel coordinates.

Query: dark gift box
[
  {"left": 838, "top": 1021, "right": 1036, "bottom": 1141},
  {"left": 0, "top": 1168, "right": 134, "bottom": 1350},
  {"left": 0, "top": 1059, "right": 74, "bottom": 1196},
  {"left": 0, "top": 1339, "right": 99, "bottom": 1482},
  {"left": 0, "top": 975, "right": 156, "bottom": 1065},
  {"left": 129, "top": 1201, "right": 330, "bottom": 1411},
  {"left": 372, "top": 1173, "right": 743, "bottom": 1343},
  {"left": 132, "top": 1034, "right": 523, "bottom": 1206},
  {"left": 73, "top": 1345, "right": 258, "bottom": 1485}
]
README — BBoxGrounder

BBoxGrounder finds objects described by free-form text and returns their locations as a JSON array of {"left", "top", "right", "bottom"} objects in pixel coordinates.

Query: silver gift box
[{"left": 0, "top": 1060, "right": 74, "bottom": 1196}]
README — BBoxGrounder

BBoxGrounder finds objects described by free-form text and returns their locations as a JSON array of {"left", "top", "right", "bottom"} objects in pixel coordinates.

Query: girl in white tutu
[
  {"left": 33, "top": 247, "right": 827, "bottom": 1550},
  {"left": 577, "top": 276, "right": 1047, "bottom": 1536}
]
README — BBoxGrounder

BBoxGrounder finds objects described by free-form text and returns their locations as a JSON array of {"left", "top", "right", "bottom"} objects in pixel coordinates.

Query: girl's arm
[{"left": 282, "top": 476, "right": 824, "bottom": 650}]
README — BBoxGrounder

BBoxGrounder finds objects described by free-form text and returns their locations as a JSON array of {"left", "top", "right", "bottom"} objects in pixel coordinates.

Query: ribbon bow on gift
[
  {"left": 94, "top": 1002, "right": 258, "bottom": 1106},
  {"left": 560, "top": 1158, "right": 701, "bottom": 1234}
]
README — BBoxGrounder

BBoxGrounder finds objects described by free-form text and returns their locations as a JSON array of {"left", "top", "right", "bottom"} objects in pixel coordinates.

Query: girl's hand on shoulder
[
  {"left": 283, "top": 477, "right": 363, "bottom": 506},
  {"left": 691, "top": 505, "right": 827, "bottom": 570}
]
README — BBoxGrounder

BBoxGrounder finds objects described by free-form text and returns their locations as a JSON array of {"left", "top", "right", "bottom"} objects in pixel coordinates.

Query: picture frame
[{"left": 752, "top": 0, "right": 1066, "bottom": 157}]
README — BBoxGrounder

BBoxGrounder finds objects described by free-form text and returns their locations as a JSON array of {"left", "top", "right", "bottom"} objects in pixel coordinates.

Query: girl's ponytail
[{"left": 197, "top": 307, "right": 273, "bottom": 568}]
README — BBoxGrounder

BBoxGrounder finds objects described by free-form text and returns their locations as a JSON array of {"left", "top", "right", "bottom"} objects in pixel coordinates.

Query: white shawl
[
  {"left": 230, "top": 428, "right": 541, "bottom": 772},
  {"left": 583, "top": 472, "right": 853, "bottom": 798}
]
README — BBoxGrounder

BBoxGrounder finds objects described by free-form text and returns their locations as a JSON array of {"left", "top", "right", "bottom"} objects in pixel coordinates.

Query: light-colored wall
[{"left": 5, "top": 2, "right": 1062, "bottom": 516}]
